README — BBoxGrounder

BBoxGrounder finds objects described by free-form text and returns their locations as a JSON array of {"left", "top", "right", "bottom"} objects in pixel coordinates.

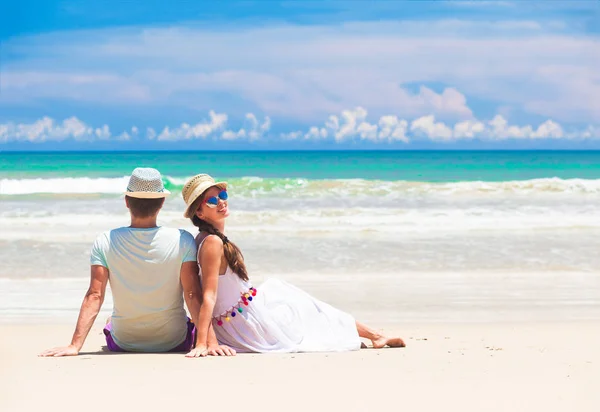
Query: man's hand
[
  {"left": 39, "top": 344, "right": 79, "bottom": 357},
  {"left": 207, "top": 344, "right": 236, "bottom": 356}
]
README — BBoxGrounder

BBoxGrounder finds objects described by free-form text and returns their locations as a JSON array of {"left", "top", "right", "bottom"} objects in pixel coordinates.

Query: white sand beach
[
  {"left": 1, "top": 320, "right": 599, "bottom": 412},
  {"left": 1, "top": 267, "right": 599, "bottom": 411},
  {"left": 1, "top": 267, "right": 600, "bottom": 411}
]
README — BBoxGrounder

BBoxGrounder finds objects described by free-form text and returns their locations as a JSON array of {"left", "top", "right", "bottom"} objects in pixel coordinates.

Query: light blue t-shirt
[{"left": 91, "top": 226, "right": 197, "bottom": 352}]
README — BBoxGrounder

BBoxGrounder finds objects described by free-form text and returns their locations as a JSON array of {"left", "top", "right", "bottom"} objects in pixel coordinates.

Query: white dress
[{"left": 198, "top": 241, "right": 361, "bottom": 353}]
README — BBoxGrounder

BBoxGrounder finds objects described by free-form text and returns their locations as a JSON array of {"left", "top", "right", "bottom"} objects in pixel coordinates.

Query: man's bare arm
[{"left": 39, "top": 265, "right": 109, "bottom": 357}]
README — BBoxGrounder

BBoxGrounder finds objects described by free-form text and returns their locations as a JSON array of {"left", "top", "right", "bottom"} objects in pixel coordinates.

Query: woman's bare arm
[
  {"left": 180, "top": 261, "right": 201, "bottom": 328},
  {"left": 186, "top": 235, "right": 223, "bottom": 357}
]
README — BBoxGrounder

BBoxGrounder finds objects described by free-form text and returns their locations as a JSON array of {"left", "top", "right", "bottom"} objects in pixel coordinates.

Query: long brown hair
[{"left": 190, "top": 194, "right": 249, "bottom": 282}]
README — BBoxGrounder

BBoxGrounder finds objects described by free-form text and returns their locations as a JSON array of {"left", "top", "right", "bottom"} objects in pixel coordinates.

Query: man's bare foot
[{"left": 371, "top": 336, "right": 406, "bottom": 349}]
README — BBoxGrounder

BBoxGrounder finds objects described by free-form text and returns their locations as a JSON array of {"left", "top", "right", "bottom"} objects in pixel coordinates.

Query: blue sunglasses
[{"left": 203, "top": 190, "right": 228, "bottom": 208}]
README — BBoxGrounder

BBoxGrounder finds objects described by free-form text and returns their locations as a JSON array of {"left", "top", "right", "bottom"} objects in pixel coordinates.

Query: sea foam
[{"left": 3, "top": 176, "right": 600, "bottom": 196}]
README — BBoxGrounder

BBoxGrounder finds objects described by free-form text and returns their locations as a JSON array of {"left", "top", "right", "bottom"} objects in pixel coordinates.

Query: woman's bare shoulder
[
  {"left": 197, "top": 233, "right": 224, "bottom": 254},
  {"left": 194, "top": 232, "right": 206, "bottom": 247}
]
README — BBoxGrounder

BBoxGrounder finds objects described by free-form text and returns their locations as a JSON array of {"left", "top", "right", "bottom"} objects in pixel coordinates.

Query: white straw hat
[
  {"left": 182, "top": 174, "right": 227, "bottom": 218},
  {"left": 124, "top": 167, "right": 170, "bottom": 199}
]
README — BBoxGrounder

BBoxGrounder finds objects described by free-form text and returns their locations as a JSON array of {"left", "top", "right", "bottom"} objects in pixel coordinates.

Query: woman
[{"left": 182, "top": 174, "right": 405, "bottom": 356}]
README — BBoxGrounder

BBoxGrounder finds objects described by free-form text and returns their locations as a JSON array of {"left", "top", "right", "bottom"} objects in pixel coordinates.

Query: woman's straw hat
[
  {"left": 124, "top": 167, "right": 170, "bottom": 199},
  {"left": 182, "top": 174, "right": 227, "bottom": 218}
]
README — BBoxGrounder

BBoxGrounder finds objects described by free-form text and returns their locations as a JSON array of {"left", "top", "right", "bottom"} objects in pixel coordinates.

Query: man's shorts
[{"left": 103, "top": 319, "right": 197, "bottom": 353}]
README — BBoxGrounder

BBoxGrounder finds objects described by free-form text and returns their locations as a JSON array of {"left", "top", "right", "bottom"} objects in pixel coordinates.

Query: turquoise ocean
[
  {"left": 5, "top": 150, "right": 600, "bottom": 180},
  {"left": 2, "top": 151, "right": 600, "bottom": 322}
]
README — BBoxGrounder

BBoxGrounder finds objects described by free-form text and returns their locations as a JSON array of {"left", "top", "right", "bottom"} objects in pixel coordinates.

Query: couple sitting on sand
[{"left": 41, "top": 168, "right": 404, "bottom": 358}]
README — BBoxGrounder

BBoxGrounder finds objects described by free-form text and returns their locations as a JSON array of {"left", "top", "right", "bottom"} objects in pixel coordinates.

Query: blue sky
[{"left": 1, "top": 0, "right": 599, "bottom": 150}]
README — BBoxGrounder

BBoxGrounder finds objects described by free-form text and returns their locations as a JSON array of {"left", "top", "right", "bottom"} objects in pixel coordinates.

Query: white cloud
[
  {"left": 280, "top": 107, "right": 408, "bottom": 143},
  {"left": 281, "top": 108, "right": 429, "bottom": 143},
  {"left": 453, "top": 119, "right": 486, "bottom": 139},
  {"left": 581, "top": 126, "right": 598, "bottom": 139},
  {"left": 416, "top": 87, "right": 472, "bottom": 118},
  {"left": 284, "top": 107, "right": 599, "bottom": 143},
  {"left": 280, "top": 131, "right": 303, "bottom": 140},
  {"left": 116, "top": 126, "right": 139, "bottom": 141},
  {"left": 155, "top": 110, "right": 228, "bottom": 141},
  {"left": 410, "top": 115, "right": 454, "bottom": 141},
  {"left": 356, "top": 122, "right": 378, "bottom": 141},
  {"left": 221, "top": 129, "right": 244, "bottom": 140},
  {"left": 221, "top": 113, "right": 271, "bottom": 141},
  {"left": 487, "top": 115, "right": 566, "bottom": 140},
  {"left": 532, "top": 120, "right": 564, "bottom": 139},
  {"left": 0, "top": 117, "right": 112, "bottom": 143},
  {"left": 333, "top": 107, "right": 367, "bottom": 142},
  {"left": 146, "top": 127, "right": 157, "bottom": 140},
  {"left": 95, "top": 125, "right": 111, "bottom": 140},
  {"left": 17, "top": 110, "right": 267, "bottom": 143},
  {"left": 378, "top": 116, "right": 409, "bottom": 143},
  {"left": 2, "top": 111, "right": 598, "bottom": 144},
  {"left": 305, "top": 126, "right": 328, "bottom": 140}
]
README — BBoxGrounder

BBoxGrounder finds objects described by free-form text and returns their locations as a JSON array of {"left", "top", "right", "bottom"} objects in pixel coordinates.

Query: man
[{"left": 40, "top": 167, "right": 234, "bottom": 357}]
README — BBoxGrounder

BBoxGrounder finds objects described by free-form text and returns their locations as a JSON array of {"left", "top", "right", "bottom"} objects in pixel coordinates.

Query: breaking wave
[{"left": 3, "top": 176, "right": 600, "bottom": 197}]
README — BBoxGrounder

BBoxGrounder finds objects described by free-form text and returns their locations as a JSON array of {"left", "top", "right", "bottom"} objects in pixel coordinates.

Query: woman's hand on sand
[
  {"left": 207, "top": 344, "right": 236, "bottom": 356},
  {"left": 39, "top": 344, "right": 79, "bottom": 357},
  {"left": 186, "top": 345, "right": 209, "bottom": 357},
  {"left": 186, "top": 344, "right": 236, "bottom": 357}
]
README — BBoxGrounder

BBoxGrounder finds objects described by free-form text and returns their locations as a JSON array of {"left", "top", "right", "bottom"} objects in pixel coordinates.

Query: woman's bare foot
[
  {"left": 371, "top": 335, "right": 406, "bottom": 348},
  {"left": 355, "top": 321, "right": 406, "bottom": 348}
]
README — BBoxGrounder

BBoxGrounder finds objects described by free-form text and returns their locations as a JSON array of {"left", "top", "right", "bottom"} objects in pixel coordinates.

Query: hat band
[
  {"left": 127, "top": 187, "right": 165, "bottom": 193},
  {"left": 184, "top": 186, "right": 207, "bottom": 214}
]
